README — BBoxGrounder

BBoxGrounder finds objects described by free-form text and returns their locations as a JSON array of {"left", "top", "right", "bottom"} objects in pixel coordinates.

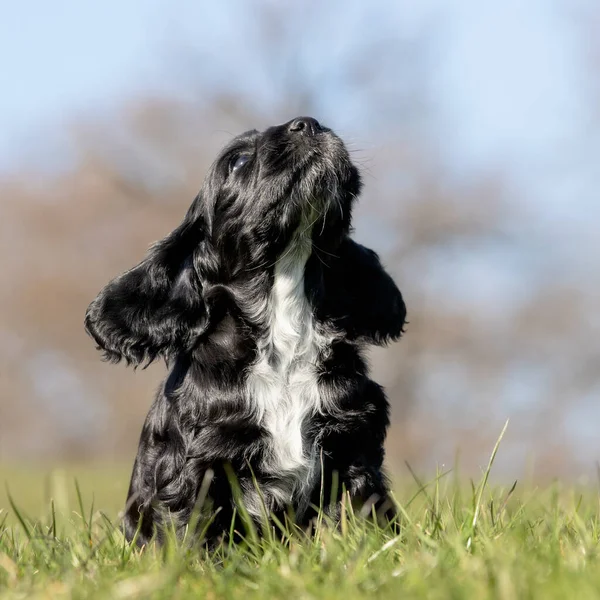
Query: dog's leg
[
  {"left": 122, "top": 393, "right": 196, "bottom": 545},
  {"left": 314, "top": 379, "right": 398, "bottom": 531},
  {"left": 342, "top": 459, "right": 399, "bottom": 529},
  {"left": 123, "top": 451, "right": 156, "bottom": 545}
]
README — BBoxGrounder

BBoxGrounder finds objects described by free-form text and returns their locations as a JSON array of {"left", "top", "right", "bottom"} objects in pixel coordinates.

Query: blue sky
[
  {"left": 0, "top": 0, "right": 593, "bottom": 176},
  {"left": 0, "top": 0, "right": 166, "bottom": 169},
  {"left": 0, "top": 0, "right": 596, "bottom": 272}
]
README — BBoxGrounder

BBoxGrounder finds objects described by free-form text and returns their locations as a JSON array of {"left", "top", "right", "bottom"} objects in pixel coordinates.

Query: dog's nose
[{"left": 288, "top": 117, "right": 322, "bottom": 136}]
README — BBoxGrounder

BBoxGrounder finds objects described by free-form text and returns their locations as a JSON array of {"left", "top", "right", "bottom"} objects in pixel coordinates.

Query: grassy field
[{"left": 2, "top": 445, "right": 600, "bottom": 598}]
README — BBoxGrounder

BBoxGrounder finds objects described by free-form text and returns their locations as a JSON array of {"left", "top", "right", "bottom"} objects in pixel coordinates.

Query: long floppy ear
[
  {"left": 315, "top": 237, "right": 406, "bottom": 345},
  {"left": 85, "top": 212, "right": 213, "bottom": 366}
]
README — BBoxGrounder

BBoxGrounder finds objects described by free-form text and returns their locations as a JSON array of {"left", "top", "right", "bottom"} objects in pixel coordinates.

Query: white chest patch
[{"left": 246, "top": 240, "right": 329, "bottom": 515}]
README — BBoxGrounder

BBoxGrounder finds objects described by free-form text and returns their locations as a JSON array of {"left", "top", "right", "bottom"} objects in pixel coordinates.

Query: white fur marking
[{"left": 246, "top": 231, "right": 331, "bottom": 516}]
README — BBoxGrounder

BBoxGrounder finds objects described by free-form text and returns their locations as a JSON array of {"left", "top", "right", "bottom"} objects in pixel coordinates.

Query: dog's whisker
[
  {"left": 311, "top": 241, "right": 339, "bottom": 260},
  {"left": 320, "top": 204, "right": 328, "bottom": 237}
]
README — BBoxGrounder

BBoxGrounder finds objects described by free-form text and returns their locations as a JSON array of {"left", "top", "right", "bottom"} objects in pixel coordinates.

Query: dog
[{"left": 85, "top": 117, "right": 406, "bottom": 546}]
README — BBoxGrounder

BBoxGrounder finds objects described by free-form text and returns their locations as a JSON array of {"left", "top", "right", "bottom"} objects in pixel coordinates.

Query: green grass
[{"left": 2, "top": 436, "right": 600, "bottom": 598}]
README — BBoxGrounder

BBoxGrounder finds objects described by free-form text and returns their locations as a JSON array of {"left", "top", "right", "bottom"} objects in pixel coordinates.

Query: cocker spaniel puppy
[{"left": 85, "top": 117, "right": 406, "bottom": 546}]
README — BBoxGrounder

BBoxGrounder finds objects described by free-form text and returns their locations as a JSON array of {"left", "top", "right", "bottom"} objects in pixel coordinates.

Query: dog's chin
[{"left": 278, "top": 161, "right": 351, "bottom": 241}]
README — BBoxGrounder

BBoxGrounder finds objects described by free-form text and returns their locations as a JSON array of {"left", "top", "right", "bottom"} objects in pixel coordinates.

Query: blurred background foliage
[{"left": 0, "top": 0, "right": 598, "bottom": 482}]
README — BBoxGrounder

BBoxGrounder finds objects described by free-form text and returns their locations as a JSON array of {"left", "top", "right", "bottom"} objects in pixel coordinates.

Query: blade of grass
[
  {"left": 466, "top": 418, "right": 509, "bottom": 551},
  {"left": 5, "top": 487, "right": 32, "bottom": 541}
]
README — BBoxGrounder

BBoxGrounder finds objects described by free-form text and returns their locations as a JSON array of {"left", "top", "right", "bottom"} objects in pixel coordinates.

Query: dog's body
[{"left": 85, "top": 117, "right": 406, "bottom": 545}]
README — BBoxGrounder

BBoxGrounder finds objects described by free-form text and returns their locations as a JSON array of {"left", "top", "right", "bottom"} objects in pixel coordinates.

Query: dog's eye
[{"left": 231, "top": 154, "right": 250, "bottom": 173}]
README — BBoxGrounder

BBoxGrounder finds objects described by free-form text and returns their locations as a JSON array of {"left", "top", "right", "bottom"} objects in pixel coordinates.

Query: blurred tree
[{"left": 0, "top": 0, "right": 598, "bottom": 481}]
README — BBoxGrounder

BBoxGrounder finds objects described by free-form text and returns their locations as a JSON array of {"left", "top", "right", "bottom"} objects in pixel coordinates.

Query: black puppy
[{"left": 85, "top": 117, "right": 406, "bottom": 545}]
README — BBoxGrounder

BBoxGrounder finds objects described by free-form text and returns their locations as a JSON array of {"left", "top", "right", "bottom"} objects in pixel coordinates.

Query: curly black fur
[{"left": 85, "top": 117, "right": 406, "bottom": 546}]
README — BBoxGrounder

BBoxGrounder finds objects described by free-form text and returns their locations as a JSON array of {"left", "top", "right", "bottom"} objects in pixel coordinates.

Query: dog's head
[
  {"left": 202, "top": 116, "right": 360, "bottom": 273},
  {"left": 85, "top": 117, "right": 361, "bottom": 365}
]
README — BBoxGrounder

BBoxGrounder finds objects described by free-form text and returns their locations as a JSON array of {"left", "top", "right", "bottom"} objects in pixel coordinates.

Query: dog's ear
[
  {"left": 85, "top": 210, "right": 214, "bottom": 366},
  {"left": 315, "top": 238, "right": 406, "bottom": 345}
]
